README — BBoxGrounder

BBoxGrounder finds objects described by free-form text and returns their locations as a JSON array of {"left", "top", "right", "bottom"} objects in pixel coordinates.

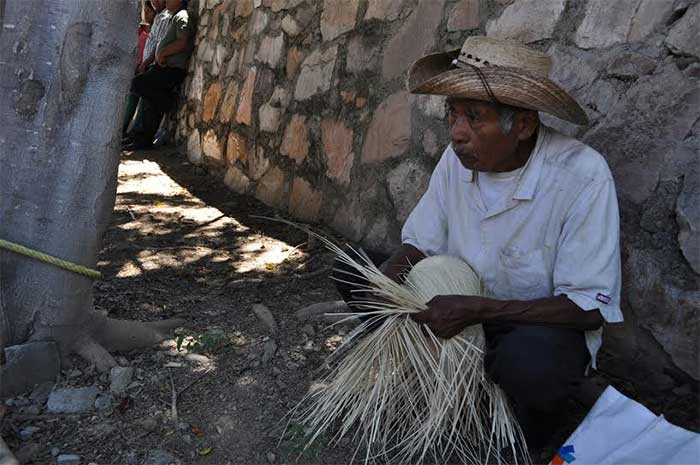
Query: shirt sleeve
[
  {"left": 174, "top": 11, "right": 190, "bottom": 36},
  {"left": 553, "top": 178, "right": 623, "bottom": 323},
  {"left": 401, "top": 152, "right": 449, "bottom": 256}
]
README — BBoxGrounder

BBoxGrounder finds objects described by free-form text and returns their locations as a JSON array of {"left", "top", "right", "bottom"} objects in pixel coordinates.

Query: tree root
[
  {"left": 3, "top": 313, "right": 186, "bottom": 396},
  {"left": 36, "top": 314, "right": 186, "bottom": 375},
  {"left": 294, "top": 300, "right": 350, "bottom": 321},
  {"left": 75, "top": 337, "right": 117, "bottom": 373},
  {"left": 74, "top": 316, "right": 185, "bottom": 372},
  {"left": 95, "top": 317, "right": 185, "bottom": 353},
  {"left": 168, "top": 369, "right": 178, "bottom": 423}
]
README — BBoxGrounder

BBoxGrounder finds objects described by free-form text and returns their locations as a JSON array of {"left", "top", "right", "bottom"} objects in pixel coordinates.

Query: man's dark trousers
[
  {"left": 332, "top": 250, "right": 590, "bottom": 449},
  {"left": 130, "top": 64, "right": 186, "bottom": 146}
]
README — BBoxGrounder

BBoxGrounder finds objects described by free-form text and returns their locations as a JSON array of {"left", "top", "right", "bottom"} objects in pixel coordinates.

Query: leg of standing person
[
  {"left": 121, "top": 93, "right": 140, "bottom": 137},
  {"left": 131, "top": 99, "right": 144, "bottom": 134},
  {"left": 127, "top": 64, "right": 185, "bottom": 148}
]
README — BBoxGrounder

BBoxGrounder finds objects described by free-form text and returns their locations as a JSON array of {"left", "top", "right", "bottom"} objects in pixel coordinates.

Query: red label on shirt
[{"left": 596, "top": 293, "right": 611, "bottom": 305}]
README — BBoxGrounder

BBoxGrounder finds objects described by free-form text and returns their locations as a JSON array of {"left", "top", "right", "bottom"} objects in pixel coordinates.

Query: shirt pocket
[{"left": 495, "top": 246, "right": 552, "bottom": 300}]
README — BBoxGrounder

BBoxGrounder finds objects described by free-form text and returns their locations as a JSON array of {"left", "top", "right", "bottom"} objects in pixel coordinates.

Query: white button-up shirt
[
  {"left": 402, "top": 125, "right": 623, "bottom": 367},
  {"left": 143, "top": 9, "right": 172, "bottom": 62}
]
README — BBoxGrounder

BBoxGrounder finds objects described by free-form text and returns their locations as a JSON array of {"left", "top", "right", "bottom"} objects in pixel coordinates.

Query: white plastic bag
[{"left": 550, "top": 386, "right": 700, "bottom": 465}]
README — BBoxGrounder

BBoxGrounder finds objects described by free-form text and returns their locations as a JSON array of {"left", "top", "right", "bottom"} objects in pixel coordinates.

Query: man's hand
[
  {"left": 379, "top": 243, "right": 426, "bottom": 283},
  {"left": 413, "top": 294, "right": 605, "bottom": 335},
  {"left": 410, "top": 295, "right": 485, "bottom": 339},
  {"left": 156, "top": 32, "right": 189, "bottom": 68},
  {"left": 137, "top": 62, "right": 148, "bottom": 74}
]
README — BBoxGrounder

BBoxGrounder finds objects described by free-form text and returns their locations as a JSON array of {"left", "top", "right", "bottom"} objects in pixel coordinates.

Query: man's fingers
[
  {"left": 410, "top": 310, "right": 429, "bottom": 324},
  {"left": 411, "top": 314, "right": 436, "bottom": 339},
  {"left": 441, "top": 329, "right": 459, "bottom": 339}
]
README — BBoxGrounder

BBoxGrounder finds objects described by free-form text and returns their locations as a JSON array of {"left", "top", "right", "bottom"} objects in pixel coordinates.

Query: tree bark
[{"left": 0, "top": 0, "right": 183, "bottom": 397}]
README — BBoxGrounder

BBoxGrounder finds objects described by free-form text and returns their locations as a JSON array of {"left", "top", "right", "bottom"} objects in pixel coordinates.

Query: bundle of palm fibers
[{"left": 290, "top": 239, "right": 530, "bottom": 465}]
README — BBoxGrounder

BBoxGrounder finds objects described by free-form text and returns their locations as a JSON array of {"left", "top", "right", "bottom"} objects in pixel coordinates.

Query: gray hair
[
  {"left": 495, "top": 104, "right": 517, "bottom": 134},
  {"left": 444, "top": 98, "right": 520, "bottom": 134}
]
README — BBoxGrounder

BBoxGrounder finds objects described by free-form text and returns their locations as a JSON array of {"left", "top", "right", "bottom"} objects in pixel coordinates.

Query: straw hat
[{"left": 407, "top": 36, "right": 588, "bottom": 125}]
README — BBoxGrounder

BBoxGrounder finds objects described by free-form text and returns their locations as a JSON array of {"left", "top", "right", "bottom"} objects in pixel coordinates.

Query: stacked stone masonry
[{"left": 175, "top": 0, "right": 700, "bottom": 389}]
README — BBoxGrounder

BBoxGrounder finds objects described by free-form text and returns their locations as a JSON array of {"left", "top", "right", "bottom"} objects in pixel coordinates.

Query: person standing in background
[
  {"left": 136, "top": 2, "right": 155, "bottom": 69},
  {"left": 138, "top": 0, "right": 172, "bottom": 74},
  {"left": 122, "top": 0, "right": 171, "bottom": 139},
  {"left": 122, "top": 1, "right": 156, "bottom": 137},
  {"left": 124, "top": 0, "right": 191, "bottom": 151}
]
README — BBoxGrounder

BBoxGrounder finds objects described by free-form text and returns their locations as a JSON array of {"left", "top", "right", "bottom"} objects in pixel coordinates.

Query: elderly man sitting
[{"left": 333, "top": 36, "right": 623, "bottom": 450}]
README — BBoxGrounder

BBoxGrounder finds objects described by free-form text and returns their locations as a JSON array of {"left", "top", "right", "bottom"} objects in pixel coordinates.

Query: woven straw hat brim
[{"left": 407, "top": 51, "right": 589, "bottom": 126}]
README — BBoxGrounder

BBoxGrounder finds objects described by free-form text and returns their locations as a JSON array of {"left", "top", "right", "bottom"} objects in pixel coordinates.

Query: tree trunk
[{"left": 0, "top": 0, "right": 183, "bottom": 399}]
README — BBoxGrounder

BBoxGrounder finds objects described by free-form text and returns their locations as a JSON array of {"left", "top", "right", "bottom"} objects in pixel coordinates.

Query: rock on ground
[
  {"left": 252, "top": 304, "right": 278, "bottom": 333},
  {"left": 2, "top": 341, "right": 60, "bottom": 397},
  {"left": 47, "top": 386, "right": 100, "bottom": 414},
  {"left": 110, "top": 366, "right": 134, "bottom": 395},
  {"left": 143, "top": 448, "right": 178, "bottom": 465},
  {"left": 19, "top": 426, "right": 40, "bottom": 441},
  {"left": 57, "top": 455, "right": 81, "bottom": 465},
  {"left": 94, "top": 393, "right": 114, "bottom": 413},
  {"left": 294, "top": 300, "right": 349, "bottom": 321},
  {"left": 261, "top": 339, "right": 277, "bottom": 365},
  {"left": 301, "top": 324, "right": 315, "bottom": 337}
]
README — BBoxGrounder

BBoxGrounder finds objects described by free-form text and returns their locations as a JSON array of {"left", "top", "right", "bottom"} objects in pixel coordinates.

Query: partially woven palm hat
[{"left": 407, "top": 36, "right": 588, "bottom": 125}]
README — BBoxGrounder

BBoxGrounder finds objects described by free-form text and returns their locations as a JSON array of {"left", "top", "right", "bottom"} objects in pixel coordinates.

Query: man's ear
[{"left": 515, "top": 111, "right": 539, "bottom": 141}]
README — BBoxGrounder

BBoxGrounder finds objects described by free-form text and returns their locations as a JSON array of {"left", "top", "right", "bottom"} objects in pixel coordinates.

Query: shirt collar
[
  {"left": 456, "top": 125, "right": 550, "bottom": 201},
  {"left": 513, "top": 125, "right": 548, "bottom": 200}
]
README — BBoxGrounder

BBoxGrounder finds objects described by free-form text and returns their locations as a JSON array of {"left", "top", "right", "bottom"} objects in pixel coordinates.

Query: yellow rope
[{"left": 0, "top": 238, "right": 101, "bottom": 280}]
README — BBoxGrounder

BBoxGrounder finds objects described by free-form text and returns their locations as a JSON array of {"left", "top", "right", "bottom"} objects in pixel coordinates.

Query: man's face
[
  {"left": 446, "top": 98, "right": 521, "bottom": 172},
  {"left": 165, "top": 0, "right": 183, "bottom": 12}
]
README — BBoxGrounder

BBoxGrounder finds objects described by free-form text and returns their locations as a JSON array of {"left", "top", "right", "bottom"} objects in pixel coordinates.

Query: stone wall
[{"left": 174, "top": 0, "right": 699, "bottom": 388}]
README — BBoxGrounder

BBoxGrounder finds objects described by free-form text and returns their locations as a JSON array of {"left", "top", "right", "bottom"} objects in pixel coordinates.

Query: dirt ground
[
  {"left": 2, "top": 147, "right": 697, "bottom": 465},
  {"left": 3, "top": 148, "right": 359, "bottom": 465}
]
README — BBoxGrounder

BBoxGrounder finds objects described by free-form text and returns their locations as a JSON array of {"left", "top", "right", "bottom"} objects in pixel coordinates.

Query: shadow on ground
[{"left": 4, "top": 146, "right": 696, "bottom": 465}]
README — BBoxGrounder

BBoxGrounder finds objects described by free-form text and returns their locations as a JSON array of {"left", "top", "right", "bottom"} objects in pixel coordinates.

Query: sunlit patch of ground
[
  {"left": 8, "top": 149, "right": 696, "bottom": 465},
  {"left": 78, "top": 149, "right": 356, "bottom": 465},
  {"left": 110, "top": 159, "right": 300, "bottom": 278}
]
